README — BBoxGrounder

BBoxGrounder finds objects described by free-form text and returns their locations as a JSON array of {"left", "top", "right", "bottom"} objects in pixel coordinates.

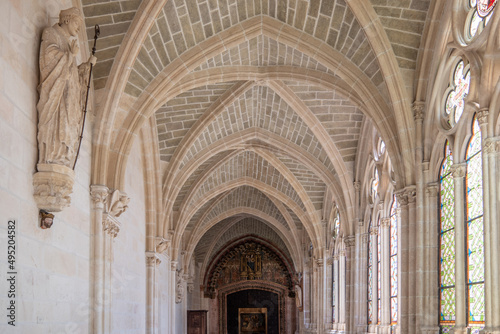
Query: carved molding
[
  {"left": 451, "top": 163, "right": 467, "bottom": 178},
  {"left": 146, "top": 252, "right": 161, "bottom": 267},
  {"left": 33, "top": 164, "right": 75, "bottom": 212},
  {"left": 102, "top": 214, "right": 120, "bottom": 238}
]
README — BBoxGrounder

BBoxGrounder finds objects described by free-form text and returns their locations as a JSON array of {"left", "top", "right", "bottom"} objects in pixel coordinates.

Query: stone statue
[
  {"left": 37, "top": 7, "right": 97, "bottom": 168},
  {"left": 294, "top": 284, "right": 302, "bottom": 309}
]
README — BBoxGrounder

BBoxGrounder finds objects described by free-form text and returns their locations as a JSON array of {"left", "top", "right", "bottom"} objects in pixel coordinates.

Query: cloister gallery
[{"left": 0, "top": 0, "right": 499, "bottom": 333}]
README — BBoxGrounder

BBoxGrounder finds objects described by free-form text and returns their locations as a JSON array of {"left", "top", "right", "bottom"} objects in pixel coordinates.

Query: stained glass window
[
  {"left": 371, "top": 168, "right": 379, "bottom": 200},
  {"left": 440, "top": 141, "right": 455, "bottom": 332},
  {"left": 467, "top": 0, "right": 497, "bottom": 40},
  {"left": 390, "top": 195, "right": 398, "bottom": 326},
  {"left": 368, "top": 219, "right": 373, "bottom": 324},
  {"left": 465, "top": 117, "right": 484, "bottom": 332},
  {"left": 444, "top": 60, "right": 470, "bottom": 126},
  {"left": 333, "top": 212, "right": 340, "bottom": 239}
]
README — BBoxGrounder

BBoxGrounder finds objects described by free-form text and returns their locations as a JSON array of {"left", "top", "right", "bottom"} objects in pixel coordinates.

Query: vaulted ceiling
[{"left": 82, "top": 0, "right": 430, "bottom": 271}]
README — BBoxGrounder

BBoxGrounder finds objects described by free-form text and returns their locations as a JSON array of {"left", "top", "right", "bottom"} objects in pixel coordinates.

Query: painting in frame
[{"left": 238, "top": 308, "right": 267, "bottom": 334}]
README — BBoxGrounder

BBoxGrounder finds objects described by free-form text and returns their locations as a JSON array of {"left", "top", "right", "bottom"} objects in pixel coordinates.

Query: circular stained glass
[{"left": 467, "top": 0, "right": 497, "bottom": 39}]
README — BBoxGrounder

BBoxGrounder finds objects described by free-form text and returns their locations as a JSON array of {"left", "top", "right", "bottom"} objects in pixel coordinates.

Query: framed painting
[{"left": 238, "top": 308, "right": 267, "bottom": 334}]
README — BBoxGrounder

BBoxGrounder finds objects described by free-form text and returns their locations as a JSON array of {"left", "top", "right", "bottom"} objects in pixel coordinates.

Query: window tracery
[{"left": 466, "top": 0, "right": 497, "bottom": 40}]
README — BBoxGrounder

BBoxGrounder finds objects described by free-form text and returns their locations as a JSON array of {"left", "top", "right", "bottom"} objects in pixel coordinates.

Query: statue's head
[{"left": 58, "top": 7, "right": 83, "bottom": 37}]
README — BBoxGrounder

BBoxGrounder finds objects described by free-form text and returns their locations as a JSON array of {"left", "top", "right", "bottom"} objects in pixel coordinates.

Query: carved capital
[
  {"left": 477, "top": 108, "right": 489, "bottom": 125},
  {"left": 484, "top": 137, "right": 500, "bottom": 154},
  {"left": 333, "top": 254, "right": 339, "bottom": 261},
  {"left": 369, "top": 226, "right": 379, "bottom": 236},
  {"left": 361, "top": 233, "right": 370, "bottom": 244},
  {"left": 345, "top": 236, "right": 355, "bottom": 248},
  {"left": 171, "top": 261, "right": 178, "bottom": 271},
  {"left": 395, "top": 190, "right": 408, "bottom": 205},
  {"left": 412, "top": 102, "right": 425, "bottom": 121},
  {"left": 326, "top": 257, "right": 333, "bottom": 265},
  {"left": 405, "top": 186, "right": 417, "bottom": 203},
  {"left": 33, "top": 164, "right": 76, "bottom": 212},
  {"left": 146, "top": 252, "right": 161, "bottom": 267},
  {"left": 380, "top": 217, "right": 391, "bottom": 228},
  {"left": 451, "top": 163, "right": 467, "bottom": 178},
  {"left": 425, "top": 183, "right": 439, "bottom": 197},
  {"left": 90, "top": 184, "right": 109, "bottom": 209},
  {"left": 315, "top": 258, "right": 324, "bottom": 267},
  {"left": 102, "top": 214, "right": 120, "bottom": 238}
]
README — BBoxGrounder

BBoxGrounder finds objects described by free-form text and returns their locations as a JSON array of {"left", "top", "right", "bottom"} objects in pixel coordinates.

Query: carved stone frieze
[
  {"left": 451, "top": 163, "right": 467, "bottom": 178},
  {"left": 33, "top": 164, "right": 75, "bottom": 212}
]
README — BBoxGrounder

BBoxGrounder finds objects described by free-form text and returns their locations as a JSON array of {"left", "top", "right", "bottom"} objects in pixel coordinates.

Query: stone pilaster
[
  {"left": 356, "top": 233, "right": 369, "bottom": 333},
  {"left": 345, "top": 236, "right": 355, "bottom": 334},
  {"left": 380, "top": 218, "right": 391, "bottom": 334},
  {"left": 369, "top": 226, "right": 379, "bottom": 328},
  {"left": 395, "top": 190, "right": 409, "bottom": 334}
]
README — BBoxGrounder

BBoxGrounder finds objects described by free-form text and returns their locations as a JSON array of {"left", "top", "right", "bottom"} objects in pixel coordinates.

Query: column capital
[
  {"left": 477, "top": 107, "right": 489, "bottom": 125},
  {"left": 425, "top": 183, "right": 439, "bottom": 197},
  {"left": 405, "top": 185, "right": 417, "bottom": 203},
  {"left": 333, "top": 254, "right": 339, "bottom": 261},
  {"left": 345, "top": 235, "right": 355, "bottom": 248},
  {"left": 484, "top": 137, "right": 500, "bottom": 154},
  {"left": 171, "top": 261, "right": 178, "bottom": 271},
  {"left": 315, "top": 258, "right": 324, "bottom": 267},
  {"left": 102, "top": 214, "right": 120, "bottom": 238},
  {"left": 370, "top": 226, "right": 379, "bottom": 235},
  {"left": 395, "top": 190, "right": 408, "bottom": 205},
  {"left": 380, "top": 217, "right": 391, "bottom": 228},
  {"left": 354, "top": 181, "right": 361, "bottom": 191},
  {"left": 145, "top": 252, "right": 161, "bottom": 267},
  {"left": 327, "top": 257, "right": 333, "bottom": 265},
  {"left": 451, "top": 163, "right": 467, "bottom": 178},
  {"left": 90, "top": 184, "right": 109, "bottom": 209}
]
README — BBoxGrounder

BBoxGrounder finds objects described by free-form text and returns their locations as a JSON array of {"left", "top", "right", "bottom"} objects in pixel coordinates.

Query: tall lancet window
[
  {"left": 390, "top": 195, "right": 399, "bottom": 329},
  {"left": 465, "top": 117, "right": 484, "bottom": 333},
  {"left": 439, "top": 141, "right": 455, "bottom": 333}
]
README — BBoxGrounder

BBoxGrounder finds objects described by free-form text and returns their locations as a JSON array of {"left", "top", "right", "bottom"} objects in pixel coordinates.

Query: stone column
[
  {"left": 420, "top": 183, "right": 440, "bottom": 334},
  {"left": 395, "top": 190, "right": 409, "bottom": 334},
  {"left": 90, "top": 185, "right": 109, "bottom": 334},
  {"left": 339, "top": 248, "right": 346, "bottom": 333},
  {"left": 333, "top": 254, "right": 340, "bottom": 332},
  {"left": 170, "top": 261, "right": 177, "bottom": 334},
  {"left": 484, "top": 133, "right": 500, "bottom": 334},
  {"left": 345, "top": 236, "right": 355, "bottom": 333},
  {"left": 146, "top": 252, "right": 161, "bottom": 334},
  {"left": 356, "top": 233, "right": 369, "bottom": 333},
  {"left": 369, "top": 225, "right": 379, "bottom": 330},
  {"left": 315, "top": 257, "right": 325, "bottom": 333},
  {"left": 451, "top": 163, "right": 467, "bottom": 334},
  {"left": 380, "top": 218, "right": 391, "bottom": 334},
  {"left": 407, "top": 186, "right": 417, "bottom": 334},
  {"left": 325, "top": 257, "right": 334, "bottom": 330}
]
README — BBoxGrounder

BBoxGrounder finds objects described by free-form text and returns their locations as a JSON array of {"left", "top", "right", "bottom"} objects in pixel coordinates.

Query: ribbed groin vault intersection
[{"left": 1, "top": 0, "right": 499, "bottom": 333}]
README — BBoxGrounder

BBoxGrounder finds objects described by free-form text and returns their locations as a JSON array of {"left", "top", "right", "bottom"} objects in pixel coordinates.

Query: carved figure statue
[
  {"left": 37, "top": 7, "right": 97, "bottom": 167},
  {"left": 295, "top": 284, "right": 302, "bottom": 308},
  {"left": 108, "top": 190, "right": 130, "bottom": 217}
]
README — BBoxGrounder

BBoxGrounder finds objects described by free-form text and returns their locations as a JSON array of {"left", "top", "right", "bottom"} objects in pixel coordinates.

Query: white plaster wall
[
  {"left": 111, "top": 136, "right": 147, "bottom": 333},
  {"left": 0, "top": 1, "right": 94, "bottom": 333}
]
